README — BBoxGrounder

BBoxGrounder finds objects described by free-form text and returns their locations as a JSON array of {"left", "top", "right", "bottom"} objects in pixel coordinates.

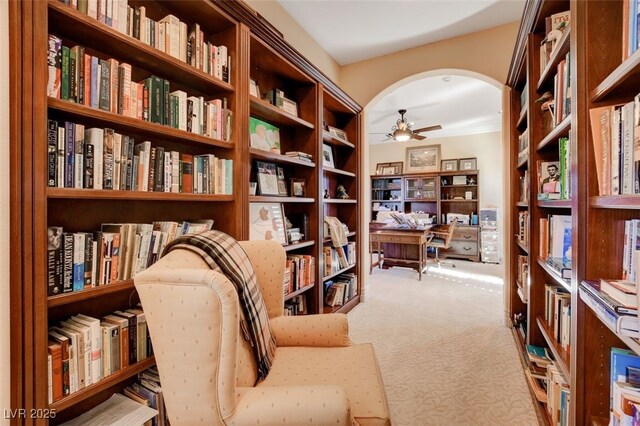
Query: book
[{"left": 601, "top": 279, "right": 637, "bottom": 308}]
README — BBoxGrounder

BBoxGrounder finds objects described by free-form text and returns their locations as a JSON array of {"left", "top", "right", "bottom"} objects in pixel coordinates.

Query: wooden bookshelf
[
  {"left": 322, "top": 264, "right": 356, "bottom": 282},
  {"left": 537, "top": 258, "right": 571, "bottom": 292},
  {"left": 284, "top": 240, "right": 315, "bottom": 252},
  {"left": 516, "top": 240, "right": 529, "bottom": 254},
  {"left": 48, "top": 188, "right": 235, "bottom": 202},
  {"left": 249, "top": 196, "right": 315, "bottom": 203},
  {"left": 322, "top": 130, "right": 355, "bottom": 148},
  {"left": 250, "top": 97, "right": 315, "bottom": 129},
  {"left": 536, "top": 317, "right": 570, "bottom": 380},
  {"left": 536, "top": 199, "right": 571, "bottom": 208},
  {"left": 48, "top": 281, "right": 135, "bottom": 308},
  {"left": 323, "top": 294, "right": 360, "bottom": 314},
  {"left": 590, "top": 195, "right": 640, "bottom": 209},
  {"left": 249, "top": 148, "right": 316, "bottom": 168},
  {"left": 323, "top": 198, "right": 357, "bottom": 204},
  {"left": 537, "top": 28, "right": 571, "bottom": 90},
  {"left": 284, "top": 284, "right": 315, "bottom": 301},
  {"left": 324, "top": 231, "right": 356, "bottom": 244},
  {"left": 536, "top": 115, "right": 571, "bottom": 151},
  {"left": 517, "top": 105, "right": 528, "bottom": 128},
  {"left": 323, "top": 167, "right": 356, "bottom": 177}
]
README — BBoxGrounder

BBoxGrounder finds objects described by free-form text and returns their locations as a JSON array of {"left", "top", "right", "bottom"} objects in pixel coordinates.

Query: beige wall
[
  {"left": 244, "top": 0, "right": 341, "bottom": 84},
  {"left": 369, "top": 132, "right": 504, "bottom": 258},
  {"left": 1, "top": 0, "right": 9, "bottom": 421},
  {"left": 341, "top": 21, "right": 519, "bottom": 107}
]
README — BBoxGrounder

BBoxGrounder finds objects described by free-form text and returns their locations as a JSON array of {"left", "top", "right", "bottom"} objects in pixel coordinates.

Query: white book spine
[{"left": 74, "top": 124, "right": 85, "bottom": 189}]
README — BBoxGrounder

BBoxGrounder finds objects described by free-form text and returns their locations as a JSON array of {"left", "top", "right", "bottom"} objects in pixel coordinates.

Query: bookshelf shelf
[
  {"left": 536, "top": 317, "right": 571, "bottom": 380},
  {"left": 517, "top": 286, "right": 527, "bottom": 304},
  {"left": 48, "top": 98, "right": 234, "bottom": 150},
  {"left": 322, "top": 131, "right": 355, "bottom": 149},
  {"left": 536, "top": 115, "right": 571, "bottom": 151},
  {"left": 517, "top": 157, "right": 529, "bottom": 169},
  {"left": 249, "top": 148, "right": 316, "bottom": 168},
  {"left": 250, "top": 97, "right": 315, "bottom": 129},
  {"left": 537, "top": 258, "right": 571, "bottom": 292},
  {"left": 537, "top": 28, "right": 571, "bottom": 90},
  {"left": 440, "top": 184, "right": 478, "bottom": 188},
  {"left": 50, "top": 356, "right": 156, "bottom": 412},
  {"left": 284, "top": 284, "right": 315, "bottom": 301},
  {"left": 579, "top": 288, "right": 640, "bottom": 357},
  {"left": 516, "top": 240, "right": 529, "bottom": 254},
  {"left": 591, "top": 47, "right": 640, "bottom": 102},
  {"left": 440, "top": 199, "right": 477, "bottom": 203},
  {"left": 323, "top": 199, "right": 357, "bottom": 204},
  {"left": 48, "top": 280, "right": 135, "bottom": 308},
  {"left": 323, "top": 294, "right": 360, "bottom": 314},
  {"left": 516, "top": 201, "right": 529, "bottom": 207},
  {"left": 284, "top": 240, "right": 315, "bottom": 251},
  {"left": 324, "top": 167, "right": 356, "bottom": 178},
  {"left": 590, "top": 195, "right": 640, "bottom": 209},
  {"left": 47, "top": 1, "right": 235, "bottom": 95},
  {"left": 249, "top": 196, "right": 315, "bottom": 203},
  {"left": 322, "top": 264, "right": 356, "bottom": 282},
  {"left": 47, "top": 188, "right": 234, "bottom": 202},
  {"left": 324, "top": 231, "right": 356, "bottom": 244},
  {"left": 591, "top": 417, "right": 609, "bottom": 426},
  {"left": 517, "top": 105, "right": 528, "bottom": 128},
  {"left": 536, "top": 199, "right": 571, "bottom": 208}
]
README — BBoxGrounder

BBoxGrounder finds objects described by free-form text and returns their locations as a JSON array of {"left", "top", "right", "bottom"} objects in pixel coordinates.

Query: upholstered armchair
[{"left": 135, "top": 240, "right": 390, "bottom": 425}]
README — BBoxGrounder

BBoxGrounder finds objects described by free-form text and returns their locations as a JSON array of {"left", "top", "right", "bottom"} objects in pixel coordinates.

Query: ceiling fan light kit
[{"left": 384, "top": 109, "right": 442, "bottom": 142}]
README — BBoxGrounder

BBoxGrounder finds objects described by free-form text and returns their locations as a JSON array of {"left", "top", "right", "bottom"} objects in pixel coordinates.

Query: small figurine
[
  {"left": 336, "top": 185, "right": 349, "bottom": 199},
  {"left": 467, "top": 177, "right": 476, "bottom": 185},
  {"left": 324, "top": 189, "right": 330, "bottom": 199}
]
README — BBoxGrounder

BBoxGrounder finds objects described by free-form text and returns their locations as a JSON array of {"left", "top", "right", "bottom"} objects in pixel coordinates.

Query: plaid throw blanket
[{"left": 162, "top": 230, "right": 276, "bottom": 381}]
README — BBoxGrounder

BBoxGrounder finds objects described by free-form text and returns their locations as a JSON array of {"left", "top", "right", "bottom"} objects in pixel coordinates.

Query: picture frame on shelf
[
  {"left": 328, "top": 125, "right": 348, "bottom": 141},
  {"left": 249, "top": 79, "right": 260, "bottom": 98},
  {"left": 322, "top": 144, "right": 335, "bottom": 168},
  {"left": 249, "top": 203, "right": 287, "bottom": 245},
  {"left": 441, "top": 159, "right": 458, "bottom": 172},
  {"left": 375, "top": 162, "right": 403, "bottom": 176},
  {"left": 452, "top": 175, "right": 467, "bottom": 186},
  {"left": 459, "top": 157, "right": 477, "bottom": 171},
  {"left": 276, "top": 166, "right": 288, "bottom": 196},
  {"left": 282, "top": 98, "right": 298, "bottom": 116},
  {"left": 249, "top": 182, "right": 257, "bottom": 195},
  {"left": 256, "top": 161, "right": 279, "bottom": 196},
  {"left": 250, "top": 117, "right": 281, "bottom": 153},
  {"left": 405, "top": 144, "right": 441, "bottom": 173},
  {"left": 290, "top": 178, "right": 306, "bottom": 197}
]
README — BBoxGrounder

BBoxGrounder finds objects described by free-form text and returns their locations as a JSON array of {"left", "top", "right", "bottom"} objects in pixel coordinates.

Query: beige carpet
[{"left": 347, "top": 260, "right": 538, "bottom": 426}]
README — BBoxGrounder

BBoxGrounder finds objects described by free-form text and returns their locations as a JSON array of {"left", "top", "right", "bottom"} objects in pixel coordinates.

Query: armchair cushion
[
  {"left": 259, "top": 344, "right": 390, "bottom": 425},
  {"left": 270, "top": 314, "right": 351, "bottom": 347}
]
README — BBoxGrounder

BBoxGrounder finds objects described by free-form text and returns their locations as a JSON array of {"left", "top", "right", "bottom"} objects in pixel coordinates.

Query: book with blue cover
[{"left": 611, "top": 348, "right": 640, "bottom": 408}]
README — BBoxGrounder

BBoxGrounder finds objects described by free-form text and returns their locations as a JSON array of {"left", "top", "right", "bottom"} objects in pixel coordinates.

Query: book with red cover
[
  {"left": 47, "top": 341, "right": 63, "bottom": 402},
  {"left": 180, "top": 154, "right": 193, "bottom": 193}
]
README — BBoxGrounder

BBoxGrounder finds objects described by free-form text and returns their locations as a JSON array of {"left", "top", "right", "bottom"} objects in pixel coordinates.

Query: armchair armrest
[
  {"left": 228, "top": 385, "right": 352, "bottom": 425},
  {"left": 270, "top": 314, "right": 351, "bottom": 347}
]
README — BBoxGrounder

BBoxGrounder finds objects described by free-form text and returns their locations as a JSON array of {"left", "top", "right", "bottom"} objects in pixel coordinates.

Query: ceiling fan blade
[
  {"left": 369, "top": 132, "right": 390, "bottom": 135},
  {"left": 413, "top": 125, "right": 443, "bottom": 133},
  {"left": 412, "top": 134, "right": 427, "bottom": 141}
]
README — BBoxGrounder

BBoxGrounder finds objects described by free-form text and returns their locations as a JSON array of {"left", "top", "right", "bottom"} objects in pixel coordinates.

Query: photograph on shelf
[
  {"left": 405, "top": 144, "right": 441, "bottom": 173},
  {"left": 327, "top": 125, "right": 348, "bottom": 141},
  {"left": 249, "top": 203, "right": 287, "bottom": 244},
  {"left": 282, "top": 98, "right": 298, "bottom": 116},
  {"left": 322, "top": 144, "right": 335, "bottom": 168},
  {"left": 453, "top": 175, "right": 467, "bottom": 186},
  {"left": 276, "top": 166, "right": 288, "bottom": 196},
  {"left": 249, "top": 117, "right": 281, "bottom": 153},
  {"left": 375, "top": 161, "right": 403, "bottom": 175},
  {"left": 256, "top": 161, "right": 279, "bottom": 196},
  {"left": 290, "top": 178, "right": 306, "bottom": 197},
  {"left": 249, "top": 79, "right": 260, "bottom": 97},
  {"left": 441, "top": 159, "right": 458, "bottom": 172},
  {"left": 249, "top": 182, "right": 257, "bottom": 195},
  {"left": 459, "top": 157, "right": 477, "bottom": 171},
  {"left": 538, "top": 161, "right": 561, "bottom": 194}
]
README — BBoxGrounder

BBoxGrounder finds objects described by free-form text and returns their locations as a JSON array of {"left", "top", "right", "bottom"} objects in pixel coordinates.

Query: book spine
[
  {"left": 74, "top": 123, "right": 84, "bottom": 189},
  {"left": 57, "top": 127, "right": 65, "bottom": 188},
  {"left": 109, "top": 233, "right": 120, "bottom": 283},
  {"left": 47, "top": 35, "right": 62, "bottom": 98},
  {"left": 69, "top": 47, "right": 77, "bottom": 102},
  {"left": 113, "top": 133, "right": 121, "bottom": 190},
  {"left": 103, "top": 128, "right": 114, "bottom": 190},
  {"left": 163, "top": 79, "right": 170, "bottom": 126},
  {"left": 47, "top": 120, "right": 58, "bottom": 187},
  {"left": 48, "top": 344, "right": 62, "bottom": 402},
  {"left": 47, "top": 227, "right": 63, "bottom": 296},
  {"left": 90, "top": 56, "right": 99, "bottom": 109},
  {"left": 148, "top": 147, "right": 157, "bottom": 192},
  {"left": 83, "top": 233, "right": 93, "bottom": 287},
  {"left": 83, "top": 53, "right": 91, "bottom": 106},
  {"left": 61, "top": 46, "right": 70, "bottom": 100},
  {"left": 72, "top": 233, "right": 85, "bottom": 292},
  {"left": 64, "top": 122, "right": 74, "bottom": 188},
  {"left": 98, "top": 59, "right": 110, "bottom": 111},
  {"left": 77, "top": 46, "right": 85, "bottom": 104},
  {"left": 154, "top": 147, "right": 164, "bottom": 192},
  {"left": 62, "top": 233, "right": 74, "bottom": 293}
]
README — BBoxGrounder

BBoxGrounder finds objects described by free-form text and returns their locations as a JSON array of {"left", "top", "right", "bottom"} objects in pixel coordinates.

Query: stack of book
[
  {"left": 524, "top": 345, "right": 570, "bottom": 425},
  {"left": 47, "top": 220, "right": 213, "bottom": 296},
  {"left": 123, "top": 367, "right": 168, "bottom": 426},
  {"left": 49, "top": 3, "right": 230, "bottom": 83},
  {"left": 544, "top": 284, "right": 571, "bottom": 351},
  {"left": 580, "top": 281, "right": 638, "bottom": 338},
  {"left": 285, "top": 151, "right": 313, "bottom": 163},
  {"left": 607, "top": 348, "right": 640, "bottom": 424},
  {"left": 284, "top": 296, "right": 306, "bottom": 316},
  {"left": 323, "top": 243, "right": 356, "bottom": 276},
  {"left": 324, "top": 273, "right": 357, "bottom": 307},
  {"left": 47, "top": 36, "right": 232, "bottom": 140},
  {"left": 284, "top": 255, "right": 315, "bottom": 295},
  {"left": 539, "top": 214, "right": 572, "bottom": 279},
  {"left": 48, "top": 308, "right": 151, "bottom": 404}
]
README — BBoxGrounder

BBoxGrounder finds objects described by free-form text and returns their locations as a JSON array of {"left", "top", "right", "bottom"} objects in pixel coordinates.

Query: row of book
[
  {"left": 284, "top": 295, "right": 307, "bottom": 316},
  {"left": 607, "top": 347, "right": 640, "bottom": 425},
  {"left": 47, "top": 121, "right": 233, "bottom": 194},
  {"left": 284, "top": 255, "right": 315, "bottom": 296},
  {"left": 47, "top": 308, "right": 151, "bottom": 403},
  {"left": 47, "top": 36, "right": 232, "bottom": 140},
  {"left": 53, "top": 1, "right": 230, "bottom": 83},
  {"left": 539, "top": 214, "right": 572, "bottom": 279},
  {"left": 124, "top": 367, "right": 168, "bottom": 426},
  {"left": 518, "top": 211, "right": 529, "bottom": 247},
  {"left": 47, "top": 220, "right": 213, "bottom": 296},
  {"left": 551, "top": 53, "right": 571, "bottom": 127},
  {"left": 623, "top": 0, "right": 640, "bottom": 60},
  {"left": 517, "top": 255, "right": 529, "bottom": 303},
  {"left": 539, "top": 10, "right": 569, "bottom": 75},
  {"left": 323, "top": 243, "right": 356, "bottom": 277},
  {"left": 525, "top": 345, "right": 570, "bottom": 426},
  {"left": 324, "top": 273, "right": 357, "bottom": 307},
  {"left": 544, "top": 284, "right": 571, "bottom": 352},
  {"left": 518, "top": 129, "right": 528, "bottom": 165},
  {"left": 589, "top": 96, "right": 640, "bottom": 196},
  {"left": 580, "top": 280, "right": 639, "bottom": 339}
]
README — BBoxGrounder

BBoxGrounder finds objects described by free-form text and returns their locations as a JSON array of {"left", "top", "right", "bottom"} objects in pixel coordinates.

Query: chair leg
[{"left": 434, "top": 247, "right": 456, "bottom": 268}]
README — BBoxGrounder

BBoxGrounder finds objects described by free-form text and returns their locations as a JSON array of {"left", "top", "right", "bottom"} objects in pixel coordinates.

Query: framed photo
[
  {"left": 459, "top": 157, "right": 477, "bottom": 171},
  {"left": 282, "top": 98, "right": 298, "bottom": 116},
  {"left": 290, "top": 178, "right": 306, "bottom": 197},
  {"left": 249, "top": 117, "right": 281, "bottom": 153},
  {"left": 539, "top": 161, "right": 560, "bottom": 193},
  {"left": 276, "top": 166, "right": 288, "bottom": 196},
  {"left": 256, "top": 161, "right": 279, "bottom": 195},
  {"left": 453, "top": 175, "right": 467, "bottom": 185},
  {"left": 249, "top": 203, "right": 287, "bottom": 245},
  {"left": 327, "top": 126, "right": 348, "bottom": 141},
  {"left": 375, "top": 162, "right": 403, "bottom": 176},
  {"left": 405, "top": 144, "right": 441, "bottom": 173},
  {"left": 249, "top": 79, "right": 260, "bottom": 98},
  {"left": 441, "top": 159, "right": 458, "bottom": 172},
  {"left": 322, "top": 144, "right": 335, "bottom": 168}
]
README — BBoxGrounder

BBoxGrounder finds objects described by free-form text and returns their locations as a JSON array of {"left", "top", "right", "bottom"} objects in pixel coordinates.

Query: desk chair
[{"left": 427, "top": 218, "right": 458, "bottom": 268}]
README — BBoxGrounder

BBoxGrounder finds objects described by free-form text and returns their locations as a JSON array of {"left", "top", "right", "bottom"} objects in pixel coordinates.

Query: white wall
[
  {"left": 1, "top": 0, "right": 10, "bottom": 422},
  {"left": 368, "top": 131, "right": 504, "bottom": 259}
]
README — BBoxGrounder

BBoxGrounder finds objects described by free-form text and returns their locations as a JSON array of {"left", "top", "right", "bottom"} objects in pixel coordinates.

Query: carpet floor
[{"left": 347, "top": 260, "right": 538, "bottom": 426}]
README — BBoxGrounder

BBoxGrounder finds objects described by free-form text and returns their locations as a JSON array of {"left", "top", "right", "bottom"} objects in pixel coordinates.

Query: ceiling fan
[{"left": 373, "top": 109, "right": 442, "bottom": 142}]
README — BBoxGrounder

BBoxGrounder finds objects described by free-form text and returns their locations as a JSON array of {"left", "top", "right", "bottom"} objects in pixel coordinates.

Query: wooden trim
[
  {"left": 284, "top": 284, "right": 315, "bottom": 301},
  {"left": 537, "top": 317, "right": 571, "bottom": 380},
  {"left": 47, "top": 188, "right": 235, "bottom": 202},
  {"left": 48, "top": 281, "right": 136, "bottom": 308}
]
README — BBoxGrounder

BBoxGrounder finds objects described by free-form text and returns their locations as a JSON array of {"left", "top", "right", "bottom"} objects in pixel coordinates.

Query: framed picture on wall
[
  {"left": 405, "top": 144, "right": 441, "bottom": 173},
  {"left": 459, "top": 157, "right": 477, "bottom": 171},
  {"left": 249, "top": 203, "right": 287, "bottom": 245},
  {"left": 441, "top": 159, "right": 458, "bottom": 172},
  {"left": 375, "top": 162, "right": 403, "bottom": 175}
]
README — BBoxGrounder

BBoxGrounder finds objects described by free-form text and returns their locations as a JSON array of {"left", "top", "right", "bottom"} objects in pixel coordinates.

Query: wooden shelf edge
[
  {"left": 536, "top": 199, "right": 572, "bottom": 208},
  {"left": 517, "top": 157, "right": 529, "bottom": 169},
  {"left": 536, "top": 115, "right": 571, "bottom": 151},
  {"left": 324, "top": 294, "right": 360, "bottom": 314},
  {"left": 323, "top": 231, "right": 356, "bottom": 244},
  {"left": 284, "top": 284, "right": 315, "bottom": 301},
  {"left": 591, "top": 416, "right": 609, "bottom": 426},
  {"left": 537, "top": 28, "right": 571, "bottom": 91},
  {"left": 48, "top": 280, "right": 135, "bottom": 307},
  {"left": 284, "top": 240, "right": 315, "bottom": 251},
  {"left": 47, "top": 188, "right": 234, "bottom": 201},
  {"left": 590, "top": 195, "right": 640, "bottom": 209},
  {"left": 249, "top": 196, "right": 315, "bottom": 203},
  {"left": 516, "top": 201, "right": 529, "bottom": 207},
  {"left": 250, "top": 97, "right": 315, "bottom": 129},
  {"left": 322, "top": 264, "right": 356, "bottom": 282},
  {"left": 517, "top": 106, "right": 528, "bottom": 128},
  {"left": 592, "top": 47, "right": 640, "bottom": 102},
  {"left": 536, "top": 317, "right": 571, "bottom": 381},
  {"left": 537, "top": 257, "right": 571, "bottom": 292},
  {"left": 249, "top": 148, "right": 316, "bottom": 168},
  {"left": 50, "top": 357, "right": 156, "bottom": 412},
  {"left": 322, "top": 131, "right": 355, "bottom": 149},
  {"left": 323, "top": 199, "right": 357, "bottom": 204},
  {"left": 324, "top": 167, "right": 356, "bottom": 177},
  {"left": 516, "top": 240, "right": 529, "bottom": 253}
]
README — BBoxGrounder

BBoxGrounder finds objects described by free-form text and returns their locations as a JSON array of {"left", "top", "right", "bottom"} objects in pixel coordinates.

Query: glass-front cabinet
[{"left": 404, "top": 176, "right": 437, "bottom": 200}]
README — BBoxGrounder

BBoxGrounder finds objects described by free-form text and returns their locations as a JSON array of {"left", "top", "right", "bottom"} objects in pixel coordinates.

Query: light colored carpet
[{"left": 347, "top": 261, "right": 538, "bottom": 426}]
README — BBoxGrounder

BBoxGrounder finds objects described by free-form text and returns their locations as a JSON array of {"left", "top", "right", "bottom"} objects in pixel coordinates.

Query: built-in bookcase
[{"left": 10, "top": 0, "right": 362, "bottom": 422}]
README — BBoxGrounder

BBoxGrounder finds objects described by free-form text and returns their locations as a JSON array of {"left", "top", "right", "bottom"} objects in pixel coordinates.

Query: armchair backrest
[{"left": 134, "top": 240, "right": 286, "bottom": 425}]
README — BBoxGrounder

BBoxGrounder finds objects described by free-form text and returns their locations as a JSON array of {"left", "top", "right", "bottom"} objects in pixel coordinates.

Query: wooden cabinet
[
  {"left": 439, "top": 225, "right": 480, "bottom": 262},
  {"left": 404, "top": 176, "right": 436, "bottom": 200}
]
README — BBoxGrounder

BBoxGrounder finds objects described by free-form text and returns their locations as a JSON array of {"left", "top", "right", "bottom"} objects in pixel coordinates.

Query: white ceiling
[
  {"left": 277, "top": 0, "right": 525, "bottom": 65},
  {"left": 368, "top": 75, "right": 502, "bottom": 144}
]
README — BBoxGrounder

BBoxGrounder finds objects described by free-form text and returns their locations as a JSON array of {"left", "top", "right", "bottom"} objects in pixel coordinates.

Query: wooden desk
[{"left": 370, "top": 226, "right": 433, "bottom": 280}]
